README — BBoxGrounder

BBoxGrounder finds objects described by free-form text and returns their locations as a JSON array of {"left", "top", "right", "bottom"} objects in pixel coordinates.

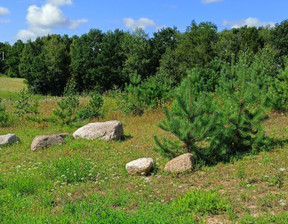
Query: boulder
[
  {"left": 164, "top": 153, "right": 194, "bottom": 173},
  {"left": 73, "top": 120, "right": 123, "bottom": 141},
  {"left": 126, "top": 158, "right": 154, "bottom": 175},
  {"left": 0, "top": 134, "right": 20, "bottom": 146},
  {"left": 31, "top": 133, "right": 69, "bottom": 151}
]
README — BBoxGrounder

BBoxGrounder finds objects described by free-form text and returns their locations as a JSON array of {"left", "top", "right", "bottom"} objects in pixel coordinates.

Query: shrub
[
  {"left": 154, "top": 73, "right": 218, "bottom": 162},
  {"left": 211, "top": 56, "right": 270, "bottom": 160},
  {"left": 53, "top": 78, "right": 79, "bottom": 125},
  {"left": 154, "top": 57, "right": 269, "bottom": 164},
  {"left": 14, "top": 89, "right": 39, "bottom": 116},
  {"left": 0, "top": 97, "right": 9, "bottom": 127},
  {"left": 267, "top": 61, "right": 288, "bottom": 111},
  {"left": 76, "top": 91, "right": 103, "bottom": 120},
  {"left": 120, "top": 73, "right": 174, "bottom": 115}
]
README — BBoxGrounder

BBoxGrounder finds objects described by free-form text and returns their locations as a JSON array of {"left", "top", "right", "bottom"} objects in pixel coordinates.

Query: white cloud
[
  {"left": 0, "top": 7, "right": 9, "bottom": 16},
  {"left": 0, "top": 6, "right": 10, "bottom": 23},
  {"left": 16, "top": 0, "right": 87, "bottom": 41},
  {"left": 16, "top": 27, "right": 51, "bottom": 41},
  {"left": 202, "top": 0, "right": 223, "bottom": 4},
  {"left": 124, "top": 18, "right": 157, "bottom": 31},
  {"left": 223, "top": 17, "right": 276, "bottom": 28},
  {"left": 27, "top": 4, "right": 69, "bottom": 28}
]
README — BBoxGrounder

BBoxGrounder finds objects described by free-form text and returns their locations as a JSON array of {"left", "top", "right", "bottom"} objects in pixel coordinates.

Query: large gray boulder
[
  {"left": 126, "top": 158, "right": 154, "bottom": 175},
  {"left": 0, "top": 134, "right": 20, "bottom": 146},
  {"left": 164, "top": 153, "right": 194, "bottom": 173},
  {"left": 73, "top": 120, "right": 123, "bottom": 141},
  {"left": 31, "top": 133, "right": 69, "bottom": 151}
]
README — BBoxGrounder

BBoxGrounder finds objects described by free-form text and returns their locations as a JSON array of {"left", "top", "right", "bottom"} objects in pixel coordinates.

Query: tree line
[{"left": 1, "top": 20, "right": 288, "bottom": 96}]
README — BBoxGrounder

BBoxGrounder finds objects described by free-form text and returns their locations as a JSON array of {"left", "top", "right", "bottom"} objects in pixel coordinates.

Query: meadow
[{"left": 0, "top": 78, "right": 288, "bottom": 224}]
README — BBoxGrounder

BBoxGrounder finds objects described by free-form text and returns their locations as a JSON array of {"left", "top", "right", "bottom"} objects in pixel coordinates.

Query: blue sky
[{"left": 0, "top": 0, "right": 287, "bottom": 43}]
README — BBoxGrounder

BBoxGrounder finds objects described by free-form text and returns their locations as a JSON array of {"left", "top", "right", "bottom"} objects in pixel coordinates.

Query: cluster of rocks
[
  {"left": 125, "top": 153, "right": 194, "bottom": 175},
  {"left": 1, "top": 120, "right": 194, "bottom": 175}
]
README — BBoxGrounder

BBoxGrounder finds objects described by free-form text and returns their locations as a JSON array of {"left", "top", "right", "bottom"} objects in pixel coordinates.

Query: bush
[
  {"left": 0, "top": 97, "right": 9, "bottom": 127},
  {"left": 76, "top": 91, "right": 103, "bottom": 120},
  {"left": 154, "top": 57, "right": 269, "bottom": 164},
  {"left": 211, "top": 56, "right": 270, "bottom": 160},
  {"left": 154, "top": 73, "right": 218, "bottom": 162},
  {"left": 53, "top": 78, "right": 79, "bottom": 125},
  {"left": 119, "top": 73, "right": 174, "bottom": 115},
  {"left": 267, "top": 61, "right": 288, "bottom": 111}
]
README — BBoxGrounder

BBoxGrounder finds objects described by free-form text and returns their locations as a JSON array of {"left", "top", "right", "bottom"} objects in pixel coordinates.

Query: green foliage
[
  {"left": 172, "top": 189, "right": 231, "bottom": 216},
  {"left": 14, "top": 89, "right": 40, "bottom": 120},
  {"left": 77, "top": 91, "right": 103, "bottom": 120},
  {"left": 19, "top": 35, "right": 71, "bottom": 95},
  {"left": 158, "top": 21, "right": 218, "bottom": 83},
  {"left": 119, "top": 73, "right": 174, "bottom": 115},
  {"left": 53, "top": 78, "right": 79, "bottom": 125},
  {"left": 0, "top": 97, "right": 9, "bottom": 127},
  {"left": 211, "top": 56, "right": 270, "bottom": 160},
  {"left": 154, "top": 74, "right": 218, "bottom": 162},
  {"left": 268, "top": 60, "right": 288, "bottom": 111},
  {"left": 45, "top": 156, "right": 99, "bottom": 184},
  {"left": 7, "top": 176, "right": 39, "bottom": 196},
  {"left": 155, "top": 57, "right": 269, "bottom": 164},
  {"left": 271, "top": 20, "right": 288, "bottom": 61},
  {"left": 121, "top": 29, "right": 152, "bottom": 81},
  {"left": 5, "top": 40, "right": 24, "bottom": 78}
]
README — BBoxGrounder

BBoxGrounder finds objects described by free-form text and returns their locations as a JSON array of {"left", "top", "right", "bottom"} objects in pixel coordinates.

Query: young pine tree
[
  {"left": 154, "top": 74, "right": 218, "bottom": 162},
  {"left": 210, "top": 56, "right": 270, "bottom": 160},
  {"left": 53, "top": 78, "right": 79, "bottom": 125}
]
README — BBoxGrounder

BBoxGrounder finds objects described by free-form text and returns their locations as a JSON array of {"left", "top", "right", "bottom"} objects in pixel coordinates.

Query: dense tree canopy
[{"left": 0, "top": 20, "right": 287, "bottom": 95}]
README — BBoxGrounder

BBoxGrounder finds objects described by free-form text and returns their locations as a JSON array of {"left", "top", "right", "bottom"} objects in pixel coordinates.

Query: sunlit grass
[{"left": 1, "top": 92, "right": 288, "bottom": 223}]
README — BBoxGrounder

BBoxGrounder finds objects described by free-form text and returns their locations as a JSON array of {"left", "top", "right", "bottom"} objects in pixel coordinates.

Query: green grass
[
  {"left": 0, "top": 76, "right": 27, "bottom": 100},
  {"left": 1, "top": 91, "right": 288, "bottom": 223}
]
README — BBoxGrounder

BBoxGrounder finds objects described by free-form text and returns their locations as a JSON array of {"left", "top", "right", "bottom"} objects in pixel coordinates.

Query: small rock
[
  {"left": 73, "top": 120, "right": 123, "bottom": 141},
  {"left": 0, "top": 134, "right": 20, "bottom": 146},
  {"left": 31, "top": 133, "right": 68, "bottom": 151},
  {"left": 126, "top": 158, "right": 154, "bottom": 175},
  {"left": 164, "top": 153, "right": 194, "bottom": 173}
]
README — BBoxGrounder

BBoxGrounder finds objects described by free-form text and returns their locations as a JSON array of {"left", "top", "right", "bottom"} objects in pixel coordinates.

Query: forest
[{"left": 0, "top": 20, "right": 287, "bottom": 97}]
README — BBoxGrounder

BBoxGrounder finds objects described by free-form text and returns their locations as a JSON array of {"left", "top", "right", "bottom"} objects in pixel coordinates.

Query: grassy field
[
  {"left": 0, "top": 76, "right": 27, "bottom": 100},
  {"left": 0, "top": 79, "right": 288, "bottom": 223}
]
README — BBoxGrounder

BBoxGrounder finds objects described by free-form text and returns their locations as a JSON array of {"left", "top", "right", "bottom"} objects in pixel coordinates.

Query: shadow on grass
[{"left": 120, "top": 134, "right": 133, "bottom": 142}]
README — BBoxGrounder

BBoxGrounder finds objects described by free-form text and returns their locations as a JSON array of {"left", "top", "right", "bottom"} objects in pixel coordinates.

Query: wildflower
[
  {"left": 279, "top": 199, "right": 286, "bottom": 207},
  {"left": 279, "top": 168, "right": 286, "bottom": 172}
]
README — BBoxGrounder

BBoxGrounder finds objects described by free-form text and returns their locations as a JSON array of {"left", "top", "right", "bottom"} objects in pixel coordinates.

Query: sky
[{"left": 0, "top": 0, "right": 287, "bottom": 44}]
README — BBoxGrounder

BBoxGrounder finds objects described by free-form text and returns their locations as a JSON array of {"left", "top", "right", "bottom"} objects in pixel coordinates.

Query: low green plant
[
  {"left": 7, "top": 176, "right": 41, "bottom": 196},
  {"left": 53, "top": 78, "right": 79, "bottom": 125},
  {"left": 45, "top": 156, "right": 98, "bottom": 184},
  {"left": 0, "top": 97, "right": 9, "bottom": 126},
  {"left": 77, "top": 91, "right": 103, "bottom": 120},
  {"left": 13, "top": 88, "right": 41, "bottom": 122},
  {"left": 171, "top": 189, "right": 232, "bottom": 216},
  {"left": 269, "top": 168, "right": 285, "bottom": 188}
]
